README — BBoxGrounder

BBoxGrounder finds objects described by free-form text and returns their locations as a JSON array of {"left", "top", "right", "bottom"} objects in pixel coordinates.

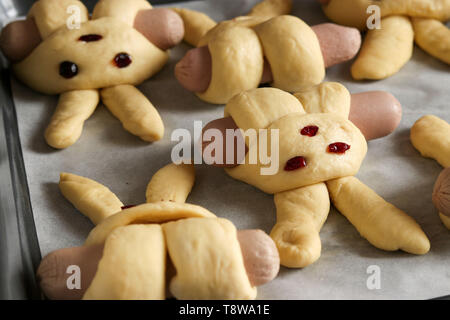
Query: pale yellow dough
[
  {"left": 293, "top": 82, "right": 351, "bottom": 118},
  {"left": 323, "top": 0, "right": 372, "bottom": 30},
  {"left": 14, "top": 17, "right": 168, "bottom": 95},
  {"left": 226, "top": 112, "right": 367, "bottom": 194},
  {"left": 255, "top": 15, "right": 324, "bottom": 92},
  {"left": 271, "top": 183, "right": 329, "bottom": 268},
  {"left": 146, "top": 163, "right": 195, "bottom": 203},
  {"left": 411, "top": 115, "right": 450, "bottom": 168},
  {"left": 196, "top": 26, "right": 264, "bottom": 104},
  {"left": 171, "top": 8, "right": 217, "bottom": 47},
  {"left": 15, "top": 0, "right": 172, "bottom": 147},
  {"left": 28, "top": 0, "right": 89, "bottom": 39},
  {"left": 224, "top": 87, "right": 304, "bottom": 133},
  {"left": 380, "top": 0, "right": 450, "bottom": 21},
  {"left": 247, "top": 0, "right": 292, "bottom": 19},
  {"left": 45, "top": 89, "right": 99, "bottom": 149},
  {"left": 164, "top": 217, "right": 256, "bottom": 300},
  {"left": 351, "top": 16, "right": 414, "bottom": 80},
  {"left": 193, "top": 14, "right": 324, "bottom": 103},
  {"left": 322, "top": 0, "right": 450, "bottom": 29},
  {"left": 59, "top": 172, "right": 123, "bottom": 225},
  {"left": 83, "top": 224, "right": 166, "bottom": 300},
  {"left": 101, "top": 85, "right": 164, "bottom": 142},
  {"left": 92, "top": 0, "right": 152, "bottom": 26},
  {"left": 412, "top": 18, "right": 450, "bottom": 65},
  {"left": 223, "top": 87, "right": 429, "bottom": 267},
  {"left": 327, "top": 177, "right": 430, "bottom": 255},
  {"left": 85, "top": 202, "right": 215, "bottom": 246}
]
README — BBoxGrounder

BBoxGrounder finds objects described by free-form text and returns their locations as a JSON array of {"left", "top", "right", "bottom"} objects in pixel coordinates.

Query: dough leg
[
  {"left": 101, "top": 85, "right": 164, "bottom": 142},
  {"left": 59, "top": 173, "right": 123, "bottom": 225},
  {"left": 327, "top": 177, "right": 430, "bottom": 255},
  {"left": 412, "top": 18, "right": 450, "bottom": 65},
  {"left": 146, "top": 163, "right": 195, "bottom": 204},
  {"left": 45, "top": 89, "right": 99, "bottom": 149},
  {"left": 351, "top": 16, "right": 414, "bottom": 80},
  {"left": 247, "top": 0, "right": 292, "bottom": 18},
  {"left": 271, "top": 183, "right": 330, "bottom": 268},
  {"left": 410, "top": 115, "right": 450, "bottom": 168},
  {"left": 170, "top": 8, "right": 217, "bottom": 47}
]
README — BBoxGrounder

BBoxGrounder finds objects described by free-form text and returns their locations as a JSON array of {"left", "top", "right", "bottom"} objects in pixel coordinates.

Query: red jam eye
[
  {"left": 78, "top": 34, "right": 103, "bottom": 42},
  {"left": 121, "top": 205, "right": 136, "bottom": 210},
  {"left": 59, "top": 61, "right": 78, "bottom": 78},
  {"left": 113, "top": 53, "right": 132, "bottom": 68},
  {"left": 300, "top": 125, "right": 319, "bottom": 137},
  {"left": 327, "top": 142, "right": 351, "bottom": 154},
  {"left": 284, "top": 156, "right": 307, "bottom": 171}
]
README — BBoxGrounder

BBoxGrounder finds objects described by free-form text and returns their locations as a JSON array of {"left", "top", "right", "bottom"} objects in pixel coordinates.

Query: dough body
[
  {"left": 196, "top": 15, "right": 324, "bottom": 103},
  {"left": 196, "top": 26, "right": 264, "bottom": 104},
  {"left": 226, "top": 113, "right": 367, "bottom": 194},
  {"left": 164, "top": 217, "right": 256, "bottom": 300},
  {"left": 83, "top": 224, "right": 166, "bottom": 300},
  {"left": 254, "top": 15, "right": 325, "bottom": 92}
]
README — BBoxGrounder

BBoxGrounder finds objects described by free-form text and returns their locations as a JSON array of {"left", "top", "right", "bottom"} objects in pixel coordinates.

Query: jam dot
[
  {"left": 327, "top": 142, "right": 351, "bottom": 154},
  {"left": 113, "top": 53, "right": 132, "bottom": 68},
  {"left": 59, "top": 61, "right": 78, "bottom": 78},
  {"left": 78, "top": 34, "right": 103, "bottom": 42},
  {"left": 284, "top": 156, "right": 307, "bottom": 171},
  {"left": 121, "top": 205, "right": 136, "bottom": 210},
  {"left": 301, "top": 125, "right": 319, "bottom": 137}
]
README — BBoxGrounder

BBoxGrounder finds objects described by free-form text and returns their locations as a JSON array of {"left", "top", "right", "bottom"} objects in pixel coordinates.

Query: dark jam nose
[
  {"left": 300, "top": 125, "right": 319, "bottom": 137},
  {"left": 327, "top": 142, "right": 351, "bottom": 154},
  {"left": 78, "top": 34, "right": 103, "bottom": 42},
  {"left": 284, "top": 156, "right": 307, "bottom": 171},
  {"left": 113, "top": 53, "right": 132, "bottom": 68},
  {"left": 59, "top": 61, "right": 78, "bottom": 78}
]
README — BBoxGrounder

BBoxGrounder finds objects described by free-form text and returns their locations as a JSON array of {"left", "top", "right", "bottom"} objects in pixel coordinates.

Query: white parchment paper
[{"left": 11, "top": 0, "right": 450, "bottom": 299}]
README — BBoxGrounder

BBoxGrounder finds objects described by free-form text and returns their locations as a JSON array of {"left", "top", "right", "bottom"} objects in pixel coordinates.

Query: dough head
[
  {"left": 13, "top": 17, "right": 168, "bottom": 94},
  {"left": 224, "top": 87, "right": 367, "bottom": 194}
]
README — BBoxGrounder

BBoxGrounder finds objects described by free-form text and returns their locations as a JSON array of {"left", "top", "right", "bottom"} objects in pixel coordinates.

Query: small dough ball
[
  {"left": 237, "top": 229, "right": 280, "bottom": 286},
  {"left": 433, "top": 167, "right": 450, "bottom": 218}
]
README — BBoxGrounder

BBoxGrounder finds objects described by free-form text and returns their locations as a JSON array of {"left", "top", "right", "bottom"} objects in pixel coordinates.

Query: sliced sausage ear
[
  {"left": 133, "top": 8, "right": 184, "bottom": 51},
  {"left": 0, "top": 18, "right": 42, "bottom": 63}
]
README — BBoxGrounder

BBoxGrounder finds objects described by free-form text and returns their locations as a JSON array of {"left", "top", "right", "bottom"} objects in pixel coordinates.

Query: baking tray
[{"left": 1, "top": 0, "right": 449, "bottom": 300}]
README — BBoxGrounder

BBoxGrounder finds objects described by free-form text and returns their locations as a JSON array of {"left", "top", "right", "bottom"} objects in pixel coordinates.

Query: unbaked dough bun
[
  {"left": 195, "top": 15, "right": 324, "bottom": 103},
  {"left": 14, "top": 17, "right": 168, "bottom": 94},
  {"left": 224, "top": 88, "right": 367, "bottom": 194}
]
